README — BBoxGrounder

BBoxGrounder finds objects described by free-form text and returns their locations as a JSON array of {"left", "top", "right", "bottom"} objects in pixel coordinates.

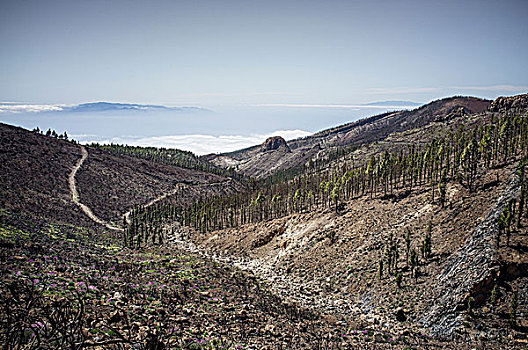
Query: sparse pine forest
[
  {"left": 2, "top": 94, "right": 528, "bottom": 349},
  {"left": 90, "top": 143, "right": 244, "bottom": 180},
  {"left": 125, "top": 113, "right": 528, "bottom": 251}
]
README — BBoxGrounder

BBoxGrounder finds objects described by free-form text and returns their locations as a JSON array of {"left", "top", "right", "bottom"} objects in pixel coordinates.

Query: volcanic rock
[{"left": 260, "top": 136, "right": 291, "bottom": 153}]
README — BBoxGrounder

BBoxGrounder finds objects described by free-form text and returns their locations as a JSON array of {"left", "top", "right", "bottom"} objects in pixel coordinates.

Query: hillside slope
[
  {"left": 178, "top": 93, "right": 528, "bottom": 346},
  {"left": 0, "top": 123, "right": 242, "bottom": 230},
  {"left": 0, "top": 123, "right": 94, "bottom": 228},
  {"left": 1, "top": 127, "right": 459, "bottom": 349},
  {"left": 75, "top": 146, "right": 239, "bottom": 224},
  {"left": 207, "top": 96, "right": 490, "bottom": 178}
]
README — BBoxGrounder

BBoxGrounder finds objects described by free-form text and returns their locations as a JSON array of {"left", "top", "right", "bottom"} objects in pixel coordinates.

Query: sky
[{"left": 1, "top": 0, "right": 527, "bottom": 154}]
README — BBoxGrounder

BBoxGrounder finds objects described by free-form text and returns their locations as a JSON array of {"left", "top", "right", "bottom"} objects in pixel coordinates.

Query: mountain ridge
[
  {"left": 65, "top": 102, "right": 207, "bottom": 113},
  {"left": 0, "top": 101, "right": 208, "bottom": 114},
  {"left": 207, "top": 95, "right": 491, "bottom": 178}
]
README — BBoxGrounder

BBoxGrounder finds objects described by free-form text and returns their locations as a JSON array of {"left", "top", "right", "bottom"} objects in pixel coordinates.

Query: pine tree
[
  {"left": 438, "top": 170, "right": 447, "bottom": 208},
  {"left": 421, "top": 221, "right": 432, "bottom": 260}
]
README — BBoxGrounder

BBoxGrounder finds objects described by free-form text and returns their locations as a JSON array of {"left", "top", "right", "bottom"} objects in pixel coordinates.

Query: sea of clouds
[{"left": 76, "top": 129, "right": 312, "bottom": 155}]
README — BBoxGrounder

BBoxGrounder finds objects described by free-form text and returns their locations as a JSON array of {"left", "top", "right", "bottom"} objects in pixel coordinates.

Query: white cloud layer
[
  {"left": 79, "top": 129, "right": 312, "bottom": 155},
  {"left": 0, "top": 103, "right": 66, "bottom": 113}
]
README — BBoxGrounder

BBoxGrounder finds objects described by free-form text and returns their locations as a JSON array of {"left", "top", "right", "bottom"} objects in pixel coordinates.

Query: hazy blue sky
[
  {"left": 1, "top": 0, "right": 527, "bottom": 154},
  {"left": 1, "top": 0, "right": 527, "bottom": 106}
]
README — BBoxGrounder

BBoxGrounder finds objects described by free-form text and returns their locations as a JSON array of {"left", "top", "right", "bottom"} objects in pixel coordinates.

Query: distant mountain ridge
[
  {"left": 0, "top": 101, "right": 207, "bottom": 113},
  {"left": 67, "top": 102, "right": 170, "bottom": 112},
  {"left": 64, "top": 102, "right": 206, "bottom": 113}
]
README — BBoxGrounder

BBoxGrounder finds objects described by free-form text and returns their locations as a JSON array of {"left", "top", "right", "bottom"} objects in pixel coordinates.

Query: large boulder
[{"left": 260, "top": 136, "right": 291, "bottom": 153}]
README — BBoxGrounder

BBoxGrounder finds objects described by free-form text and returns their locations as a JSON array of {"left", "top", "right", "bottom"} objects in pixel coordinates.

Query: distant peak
[
  {"left": 260, "top": 136, "right": 291, "bottom": 153},
  {"left": 66, "top": 102, "right": 207, "bottom": 113},
  {"left": 0, "top": 102, "right": 208, "bottom": 114}
]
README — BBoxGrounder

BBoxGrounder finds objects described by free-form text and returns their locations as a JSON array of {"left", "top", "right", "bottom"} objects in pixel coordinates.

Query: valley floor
[
  {"left": 2, "top": 208, "right": 522, "bottom": 349},
  {"left": 178, "top": 162, "right": 528, "bottom": 348}
]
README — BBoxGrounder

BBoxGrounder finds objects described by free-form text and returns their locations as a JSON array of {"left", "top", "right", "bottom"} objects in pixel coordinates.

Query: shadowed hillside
[
  {"left": 0, "top": 124, "right": 94, "bottom": 227},
  {"left": 0, "top": 123, "right": 243, "bottom": 229}
]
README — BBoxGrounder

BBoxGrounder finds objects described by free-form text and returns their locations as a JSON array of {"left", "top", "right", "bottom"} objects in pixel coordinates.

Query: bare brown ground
[{"left": 185, "top": 162, "right": 527, "bottom": 346}]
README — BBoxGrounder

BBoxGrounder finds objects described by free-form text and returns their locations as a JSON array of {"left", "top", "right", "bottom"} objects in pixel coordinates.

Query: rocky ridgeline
[
  {"left": 419, "top": 169, "right": 522, "bottom": 337},
  {"left": 489, "top": 93, "right": 528, "bottom": 115},
  {"left": 260, "top": 136, "right": 291, "bottom": 153},
  {"left": 434, "top": 106, "right": 469, "bottom": 122}
]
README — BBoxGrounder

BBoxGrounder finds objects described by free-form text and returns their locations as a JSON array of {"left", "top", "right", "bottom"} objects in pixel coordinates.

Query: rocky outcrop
[
  {"left": 489, "top": 93, "right": 528, "bottom": 114},
  {"left": 419, "top": 168, "right": 522, "bottom": 337},
  {"left": 260, "top": 136, "right": 291, "bottom": 153},
  {"left": 434, "top": 106, "right": 470, "bottom": 122}
]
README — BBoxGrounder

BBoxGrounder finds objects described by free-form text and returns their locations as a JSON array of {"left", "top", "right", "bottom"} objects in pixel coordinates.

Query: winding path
[
  {"left": 70, "top": 144, "right": 233, "bottom": 231},
  {"left": 69, "top": 146, "right": 122, "bottom": 231}
]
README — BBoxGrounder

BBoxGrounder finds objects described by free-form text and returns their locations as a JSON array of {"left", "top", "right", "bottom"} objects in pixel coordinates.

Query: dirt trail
[
  {"left": 70, "top": 144, "right": 233, "bottom": 232},
  {"left": 69, "top": 146, "right": 122, "bottom": 231}
]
